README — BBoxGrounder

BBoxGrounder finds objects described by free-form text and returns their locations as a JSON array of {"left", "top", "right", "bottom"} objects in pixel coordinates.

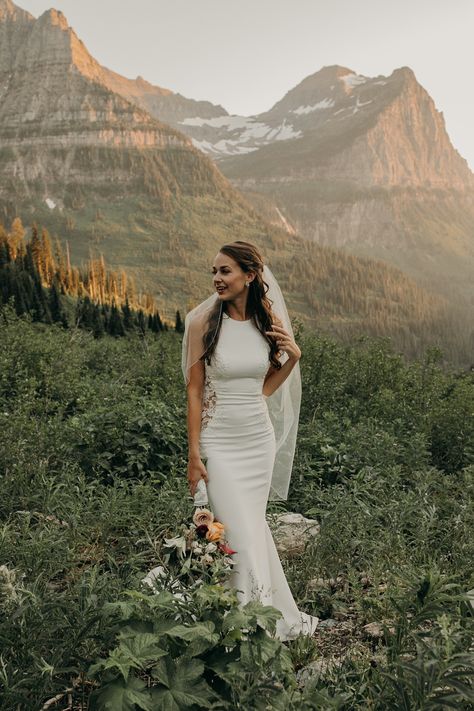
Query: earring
[{"left": 245, "top": 282, "right": 250, "bottom": 288}]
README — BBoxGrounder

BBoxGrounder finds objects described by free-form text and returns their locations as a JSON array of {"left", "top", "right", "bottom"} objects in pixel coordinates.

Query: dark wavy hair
[{"left": 201, "top": 241, "right": 283, "bottom": 371}]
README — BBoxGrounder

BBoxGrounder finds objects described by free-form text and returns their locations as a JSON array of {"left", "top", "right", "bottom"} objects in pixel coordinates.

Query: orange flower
[{"left": 205, "top": 521, "right": 225, "bottom": 542}]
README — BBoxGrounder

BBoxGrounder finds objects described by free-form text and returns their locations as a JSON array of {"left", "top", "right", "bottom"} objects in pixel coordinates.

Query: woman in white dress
[{"left": 182, "top": 241, "right": 319, "bottom": 641}]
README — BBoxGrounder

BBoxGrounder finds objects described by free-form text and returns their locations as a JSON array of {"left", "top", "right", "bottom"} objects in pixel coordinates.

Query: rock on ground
[{"left": 267, "top": 512, "right": 320, "bottom": 556}]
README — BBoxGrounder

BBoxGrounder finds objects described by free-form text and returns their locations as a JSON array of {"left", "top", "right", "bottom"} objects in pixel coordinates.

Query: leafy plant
[{"left": 88, "top": 584, "right": 299, "bottom": 710}]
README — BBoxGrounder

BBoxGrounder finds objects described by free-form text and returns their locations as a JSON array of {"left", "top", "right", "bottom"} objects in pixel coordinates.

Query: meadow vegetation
[{"left": 0, "top": 302, "right": 472, "bottom": 709}]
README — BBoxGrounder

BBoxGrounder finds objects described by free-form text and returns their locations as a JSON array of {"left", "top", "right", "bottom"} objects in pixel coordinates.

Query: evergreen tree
[
  {"left": 0, "top": 225, "right": 10, "bottom": 266},
  {"left": 109, "top": 301, "right": 125, "bottom": 337},
  {"left": 136, "top": 309, "right": 146, "bottom": 337},
  {"left": 8, "top": 217, "right": 25, "bottom": 260},
  {"left": 29, "top": 224, "right": 42, "bottom": 279},
  {"left": 91, "top": 303, "right": 105, "bottom": 339},
  {"left": 83, "top": 296, "right": 96, "bottom": 329},
  {"left": 121, "top": 296, "right": 134, "bottom": 331},
  {"left": 175, "top": 309, "right": 183, "bottom": 332},
  {"left": 32, "top": 271, "right": 52, "bottom": 323},
  {"left": 12, "top": 272, "right": 28, "bottom": 316},
  {"left": 101, "top": 303, "right": 109, "bottom": 332},
  {"left": 156, "top": 311, "right": 164, "bottom": 331},
  {"left": 49, "top": 277, "right": 68, "bottom": 328}
]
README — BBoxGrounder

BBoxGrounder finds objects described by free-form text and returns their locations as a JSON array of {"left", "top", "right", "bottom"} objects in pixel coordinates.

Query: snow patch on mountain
[
  {"left": 292, "top": 98, "right": 335, "bottom": 114},
  {"left": 181, "top": 115, "right": 250, "bottom": 129},
  {"left": 184, "top": 115, "right": 301, "bottom": 158},
  {"left": 266, "top": 120, "right": 301, "bottom": 141},
  {"left": 341, "top": 72, "right": 368, "bottom": 89},
  {"left": 191, "top": 137, "right": 258, "bottom": 156}
]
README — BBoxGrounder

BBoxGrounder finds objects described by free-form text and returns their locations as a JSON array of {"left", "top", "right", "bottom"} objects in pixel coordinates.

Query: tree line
[{"left": 0, "top": 217, "right": 185, "bottom": 336}]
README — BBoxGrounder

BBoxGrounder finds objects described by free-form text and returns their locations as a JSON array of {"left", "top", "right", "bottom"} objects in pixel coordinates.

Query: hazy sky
[{"left": 17, "top": 0, "right": 474, "bottom": 170}]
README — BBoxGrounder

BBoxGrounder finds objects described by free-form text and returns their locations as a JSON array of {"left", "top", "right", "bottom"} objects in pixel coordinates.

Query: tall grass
[{"left": 0, "top": 304, "right": 472, "bottom": 709}]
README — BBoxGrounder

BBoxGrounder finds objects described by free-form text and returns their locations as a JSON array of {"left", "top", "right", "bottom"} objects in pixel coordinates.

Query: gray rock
[
  {"left": 296, "top": 657, "right": 342, "bottom": 688},
  {"left": 267, "top": 512, "right": 320, "bottom": 556},
  {"left": 317, "top": 618, "right": 338, "bottom": 628},
  {"left": 363, "top": 621, "right": 395, "bottom": 638},
  {"left": 307, "top": 575, "right": 343, "bottom": 591}
]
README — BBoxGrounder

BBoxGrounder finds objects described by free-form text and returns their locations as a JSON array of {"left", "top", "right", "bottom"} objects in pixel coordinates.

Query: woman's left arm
[{"left": 262, "top": 323, "right": 301, "bottom": 397}]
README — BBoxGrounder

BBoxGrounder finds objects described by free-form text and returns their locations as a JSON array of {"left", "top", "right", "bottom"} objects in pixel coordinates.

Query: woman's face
[{"left": 211, "top": 252, "right": 251, "bottom": 299}]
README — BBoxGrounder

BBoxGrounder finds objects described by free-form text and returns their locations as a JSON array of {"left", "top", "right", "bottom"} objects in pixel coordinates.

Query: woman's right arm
[{"left": 186, "top": 359, "right": 209, "bottom": 496}]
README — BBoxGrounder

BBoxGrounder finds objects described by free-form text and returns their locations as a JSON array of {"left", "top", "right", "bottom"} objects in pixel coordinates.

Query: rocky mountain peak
[
  {"left": 299, "top": 64, "right": 360, "bottom": 89},
  {"left": 36, "top": 7, "right": 70, "bottom": 31},
  {"left": 260, "top": 64, "right": 371, "bottom": 120},
  {"left": 0, "top": 0, "right": 32, "bottom": 22},
  {"left": 133, "top": 73, "right": 173, "bottom": 96},
  {"left": 392, "top": 65, "right": 417, "bottom": 82},
  {"left": 0, "top": 0, "right": 16, "bottom": 18}
]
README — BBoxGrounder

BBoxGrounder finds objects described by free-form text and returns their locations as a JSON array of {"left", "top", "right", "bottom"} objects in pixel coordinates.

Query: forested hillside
[{"left": 0, "top": 217, "right": 179, "bottom": 337}]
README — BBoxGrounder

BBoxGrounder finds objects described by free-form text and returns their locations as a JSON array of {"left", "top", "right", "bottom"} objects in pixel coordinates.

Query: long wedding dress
[{"left": 198, "top": 311, "right": 319, "bottom": 641}]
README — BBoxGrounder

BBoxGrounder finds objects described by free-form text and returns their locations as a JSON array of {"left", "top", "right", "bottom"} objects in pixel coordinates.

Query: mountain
[
  {"left": 153, "top": 65, "right": 474, "bottom": 310},
  {"left": 0, "top": 0, "right": 259, "bottom": 305},
  {"left": 216, "top": 64, "right": 473, "bottom": 190},
  {"left": 0, "top": 1, "right": 471, "bottom": 366}
]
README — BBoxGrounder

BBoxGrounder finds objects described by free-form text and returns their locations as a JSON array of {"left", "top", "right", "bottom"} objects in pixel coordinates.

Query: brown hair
[{"left": 201, "top": 240, "right": 283, "bottom": 370}]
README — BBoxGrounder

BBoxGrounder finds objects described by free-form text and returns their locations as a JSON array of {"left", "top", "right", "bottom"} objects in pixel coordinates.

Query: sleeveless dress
[{"left": 199, "top": 311, "right": 319, "bottom": 641}]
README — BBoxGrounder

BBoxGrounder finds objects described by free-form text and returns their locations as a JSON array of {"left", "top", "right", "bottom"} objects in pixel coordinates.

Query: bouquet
[{"left": 143, "top": 480, "right": 237, "bottom": 592}]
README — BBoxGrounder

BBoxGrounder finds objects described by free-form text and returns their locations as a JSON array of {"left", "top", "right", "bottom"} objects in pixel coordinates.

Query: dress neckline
[{"left": 223, "top": 312, "right": 252, "bottom": 322}]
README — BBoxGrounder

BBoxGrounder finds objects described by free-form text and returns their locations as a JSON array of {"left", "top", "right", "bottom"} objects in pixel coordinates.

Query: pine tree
[
  {"left": 32, "top": 271, "right": 51, "bottom": 323},
  {"left": 8, "top": 217, "right": 25, "bottom": 260},
  {"left": 175, "top": 309, "right": 183, "bottom": 332},
  {"left": 121, "top": 296, "right": 134, "bottom": 331},
  {"left": 49, "top": 277, "right": 68, "bottom": 328},
  {"left": 12, "top": 279, "right": 27, "bottom": 315},
  {"left": 39, "top": 228, "right": 56, "bottom": 284},
  {"left": 109, "top": 301, "right": 125, "bottom": 337},
  {"left": 136, "top": 309, "right": 146, "bottom": 337},
  {"left": 0, "top": 230, "right": 10, "bottom": 266},
  {"left": 91, "top": 303, "right": 105, "bottom": 339},
  {"left": 29, "top": 224, "right": 42, "bottom": 278},
  {"left": 155, "top": 310, "right": 164, "bottom": 331}
]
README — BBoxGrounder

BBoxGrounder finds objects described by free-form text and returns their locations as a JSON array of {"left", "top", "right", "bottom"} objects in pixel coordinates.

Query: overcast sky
[{"left": 17, "top": 0, "right": 474, "bottom": 170}]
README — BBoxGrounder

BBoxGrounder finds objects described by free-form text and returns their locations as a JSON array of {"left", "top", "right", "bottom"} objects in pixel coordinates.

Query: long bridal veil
[{"left": 181, "top": 263, "right": 301, "bottom": 502}]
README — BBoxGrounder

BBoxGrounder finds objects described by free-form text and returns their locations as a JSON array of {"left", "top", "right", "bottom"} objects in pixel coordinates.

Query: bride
[{"left": 181, "top": 240, "right": 319, "bottom": 641}]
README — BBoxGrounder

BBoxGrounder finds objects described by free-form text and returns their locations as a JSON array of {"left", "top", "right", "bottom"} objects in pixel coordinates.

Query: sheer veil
[{"left": 181, "top": 264, "right": 301, "bottom": 501}]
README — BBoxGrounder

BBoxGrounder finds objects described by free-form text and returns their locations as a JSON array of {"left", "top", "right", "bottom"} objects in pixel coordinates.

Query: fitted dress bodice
[{"left": 199, "top": 312, "right": 271, "bottom": 433}]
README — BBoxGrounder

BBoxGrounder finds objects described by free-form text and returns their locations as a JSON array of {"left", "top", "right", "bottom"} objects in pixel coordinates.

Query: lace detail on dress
[{"left": 201, "top": 371, "right": 217, "bottom": 430}]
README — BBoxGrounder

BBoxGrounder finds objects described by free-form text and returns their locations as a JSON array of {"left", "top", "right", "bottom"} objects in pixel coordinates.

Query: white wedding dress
[{"left": 198, "top": 311, "right": 319, "bottom": 641}]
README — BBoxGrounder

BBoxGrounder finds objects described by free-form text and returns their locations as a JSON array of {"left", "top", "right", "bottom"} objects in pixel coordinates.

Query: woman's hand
[
  {"left": 265, "top": 324, "right": 301, "bottom": 361},
  {"left": 187, "top": 456, "right": 209, "bottom": 497}
]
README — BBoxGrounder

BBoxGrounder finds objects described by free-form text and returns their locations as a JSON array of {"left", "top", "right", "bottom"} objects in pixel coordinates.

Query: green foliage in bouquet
[{"left": 148, "top": 518, "right": 236, "bottom": 589}]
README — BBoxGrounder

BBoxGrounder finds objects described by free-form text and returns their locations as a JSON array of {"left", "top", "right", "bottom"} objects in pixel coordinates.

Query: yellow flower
[
  {"left": 193, "top": 507, "right": 214, "bottom": 527},
  {"left": 206, "top": 521, "right": 225, "bottom": 542}
]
